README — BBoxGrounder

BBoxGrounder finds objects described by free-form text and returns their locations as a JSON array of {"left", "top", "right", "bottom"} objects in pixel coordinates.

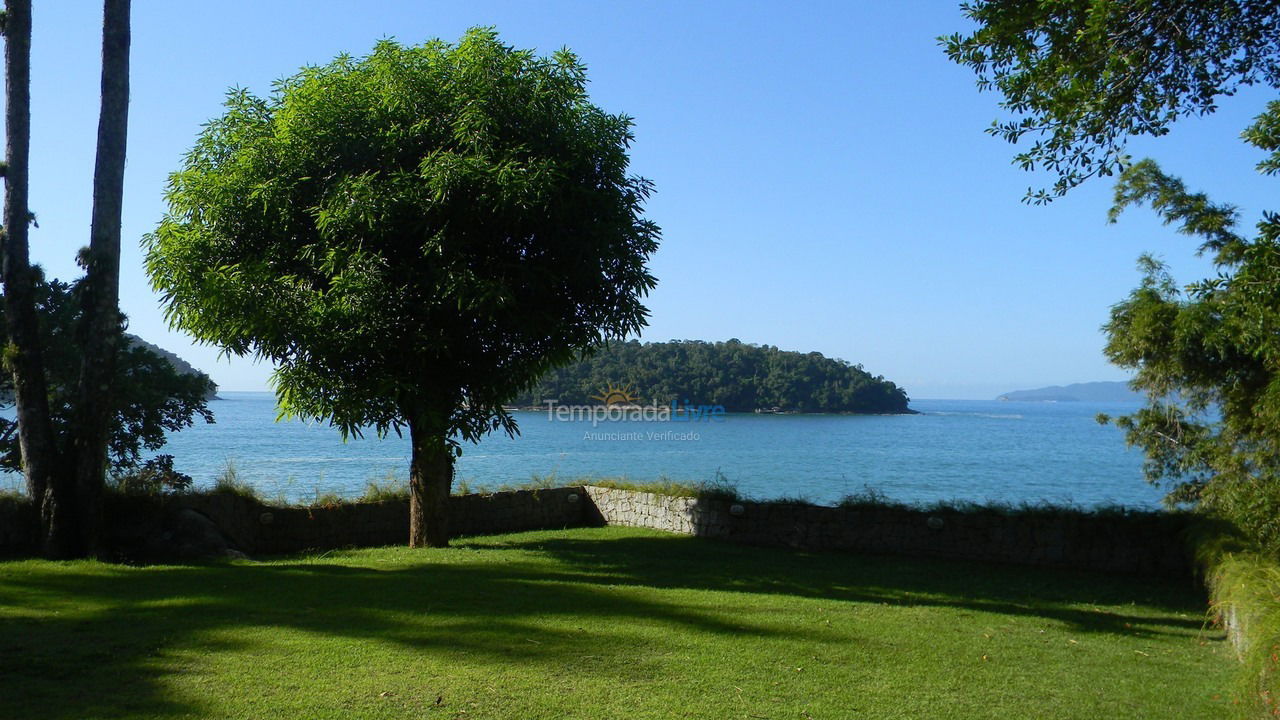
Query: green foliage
[
  {"left": 308, "top": 491, "right": 346, "bottom": 508},
  {"left": 1191, "top": 522, "right": 1280, "bottom": 716},
  {"left": 146, "top": 29, "right": 659, "bottom": 448},
  {"left": 1097, "top": 118, "right": 1280, "bottom": 549},
  {"left": 0, "top": 274, "right": 214, "bottom": 476},
  {"left": 838, "top": 485, "right": 912, "bottom": 511},
  {"left": 108, "top": 455, "right": 193, "bottom": 496},
  {"left": 210, "top": 460, "right": 259, "bottom": 501},
  {"left": 0, "top": 488, "right": 28, "bottom": 512},
  {"left": 833, "top": 487, "right": 1169, "bottom": 520},
  {"left": 510, "top": 338, "right": 911, "bottom": 413},
  {"left": 944, "top": 0, "right": 1280, "bottom": 201},
  {"left": 359, "top": 474, "right": 410, "bottom": 503},
  {"left": 948, "top": 2, "right": 1280, "bottom": 554}
]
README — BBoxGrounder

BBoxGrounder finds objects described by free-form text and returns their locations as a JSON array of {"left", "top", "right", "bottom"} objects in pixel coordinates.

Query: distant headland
[
  {"left": 996, "top": 381, "right": 1141, "bottom": 403},
  {"left": 124, "top": 335, "right": 220, "bottom": 401}
]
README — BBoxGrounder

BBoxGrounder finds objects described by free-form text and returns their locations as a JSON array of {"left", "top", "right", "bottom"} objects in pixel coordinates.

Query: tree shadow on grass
[
  {"left": 456, "top": 529, "right": 1212, "bottom": 637},
  {"left": 1, "top": 552, "right": 828, "bottom": 718},
  {"left": 0, "top": 527, "right": 1216, "bottom": 719}
]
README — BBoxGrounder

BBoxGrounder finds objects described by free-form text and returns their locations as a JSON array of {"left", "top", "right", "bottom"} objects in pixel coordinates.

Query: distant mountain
[
  {"left": 124, "top": 334, "right": 219, "bottom": 400},
  {"left": 996, "top": 381, "right": 1142, "bottom": 403}
]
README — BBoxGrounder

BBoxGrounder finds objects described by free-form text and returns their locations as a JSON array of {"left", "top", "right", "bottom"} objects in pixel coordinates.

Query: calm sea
[{"left": 0, "top": 392, "right": 1163, "bottom": 508}]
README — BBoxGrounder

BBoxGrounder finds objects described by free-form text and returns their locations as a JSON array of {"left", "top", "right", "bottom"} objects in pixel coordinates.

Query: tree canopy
[
  {"left": 510, "top": 339, "right": 912, "bottom": 414},
  {"left": 146, "top": 29, "right": 659, "bottom": 546},
  {"left": 949, "top": 0, "right": 1280, "bottom": 550},
  {"left": 944, "top": 0, "right": 1280, "bottom": 201},
  {"left": 1101, "top": 142, "right": 1280, "bottom": 547}
]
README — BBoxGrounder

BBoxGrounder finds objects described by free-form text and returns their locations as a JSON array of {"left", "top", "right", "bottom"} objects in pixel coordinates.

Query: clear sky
[{"left": 18, "top": 0, "right": 1277, "bottom": 399}]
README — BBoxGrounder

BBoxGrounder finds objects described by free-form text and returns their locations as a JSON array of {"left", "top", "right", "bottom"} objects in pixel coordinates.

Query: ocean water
[{"left": 0, "top": 393, "right": 1163, "bottom": 508}]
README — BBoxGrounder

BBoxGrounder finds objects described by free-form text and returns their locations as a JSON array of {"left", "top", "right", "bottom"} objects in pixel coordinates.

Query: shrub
[
  {"left": 361, "top": 474, "right": 410, "bottom": 503},
  {"left": 1192, "top": 521, "right": 1280, "bottom": 717},
  {"left": 109, "top": 455, "right": 193, "bottom": 496},
  {"left": 838, "top": 486, "right": 910, "bottom": 511},
  {"left": 210, "top": 460, "right": 259, "bottom": 501},
  {"left": 0, "top": 488, "right": 29, "bottom": 511},
  {"left": 309, "top": 491, "right": 346, "bottom": 508}
]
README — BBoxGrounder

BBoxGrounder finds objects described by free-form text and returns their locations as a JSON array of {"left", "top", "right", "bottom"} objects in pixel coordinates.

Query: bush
[
  {"left": 308, "top": 491, "right": 346, "bottom": 508},
  {"left": 109, "top": 455, "right": 193, "bottom": 496},
  {"left": 1192, "top": 521, "right": 1280, "bottom": 717},
  {"left": 360, "top": 475, "right": 410, "bottom": 503},
  {"left": 210, "top": 460, "right": 259, "bottom": 501},
  {"left": 838, "top": 486, "right": 911, "bottom": 511},
  {"left": 1199, "top": 477, "right": 1280, "bottom": 558}
]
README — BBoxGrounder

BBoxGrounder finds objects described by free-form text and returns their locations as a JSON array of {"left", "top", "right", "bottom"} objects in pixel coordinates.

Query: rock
[{"left": 167, "top": 508, "right": 233, "bottom": 559}]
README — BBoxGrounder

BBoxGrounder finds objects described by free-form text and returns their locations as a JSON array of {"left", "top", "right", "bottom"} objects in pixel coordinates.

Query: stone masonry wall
[
  {"left": 96, "top": 486, "right": 588, "bottom": 558},
  {"left": 202, "top": 486, "right": 587, "bottom": 555},
  {"left": 582, "top": 485, "right": 1192, "bottom": 577},
  {"left": 1, "top": 485, "right": 1193, "bottom": 578},
  {"left": 0, "top": 497, "right": 35, "bottom": 556}
]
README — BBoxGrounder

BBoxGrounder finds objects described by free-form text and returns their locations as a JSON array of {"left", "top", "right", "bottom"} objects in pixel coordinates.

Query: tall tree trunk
[
  {"left": 1, "top": 0, "right": 65, "bottom": 556},
  {"left": 408, "top": 417, "right": 453, "bottom": 548},
  {"left": 73, "top": 0, "right": 130, "bottom": 558}
]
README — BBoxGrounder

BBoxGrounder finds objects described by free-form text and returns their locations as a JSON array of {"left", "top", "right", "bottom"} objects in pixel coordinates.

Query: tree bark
[
  {"left": 73, "top": 0, "right": 130, "bottom": 558},
  {"left": 408, "top": 417, "right": 453, "bottom": 548},
  {"left": 2, "top": 0, "right": 66, "bottom": 556}
]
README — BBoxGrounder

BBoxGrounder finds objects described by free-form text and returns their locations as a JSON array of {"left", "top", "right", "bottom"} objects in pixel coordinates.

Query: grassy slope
[{"left": 0, "top": 527, "right": 1231, "bottom": 720}]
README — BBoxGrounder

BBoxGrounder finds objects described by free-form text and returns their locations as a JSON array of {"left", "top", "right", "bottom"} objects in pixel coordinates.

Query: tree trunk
[
  {"left": 73, "top": 0, "right": 130, "bottom": 558},
  {"left": 408, "top": 417, "right": 453, "bottom": 548},
  {"left": 1, "top": 0, "right": 66, "bottom": 556}
]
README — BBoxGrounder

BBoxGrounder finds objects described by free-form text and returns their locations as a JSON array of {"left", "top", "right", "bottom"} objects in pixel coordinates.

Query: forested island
[{"left": 510, "top": 339, "right": 912, "bottom": 413}]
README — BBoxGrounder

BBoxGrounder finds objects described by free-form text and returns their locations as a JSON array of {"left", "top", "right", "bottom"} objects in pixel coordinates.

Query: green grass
[{"left": 0, "top": 527, "right": 1232, "bottom": 719}]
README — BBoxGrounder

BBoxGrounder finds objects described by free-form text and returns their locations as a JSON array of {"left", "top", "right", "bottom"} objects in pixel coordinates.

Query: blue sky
[{"left": 20, "top": 1, "right": 1277, "bottom": 399}]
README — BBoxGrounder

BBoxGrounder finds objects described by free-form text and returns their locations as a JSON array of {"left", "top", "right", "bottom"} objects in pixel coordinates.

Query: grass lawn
[{"left": 0, "top": 526, "right": 1232, "bottom": 719}]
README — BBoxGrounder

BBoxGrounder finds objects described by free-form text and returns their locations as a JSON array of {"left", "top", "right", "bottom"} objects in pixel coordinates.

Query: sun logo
[{"left": 591, "top": 383, "right": 640, "bottom": 406}]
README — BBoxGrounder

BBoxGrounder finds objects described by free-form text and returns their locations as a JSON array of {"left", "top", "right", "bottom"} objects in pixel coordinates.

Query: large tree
[
  {"left": 1, "top": 0, "right": 134, "bottom": 557},
  {"left": 947, "top": 1, "right": 1280, "bottom": 549},
  {"left": 1, "top": 0, "right": 61, "bottom": 551},
  {"left": 146, "top": 29, "right": 660, "bottom": 547},
  {"left": 73, "top": 0, "right": 130, "bottom": 557}
]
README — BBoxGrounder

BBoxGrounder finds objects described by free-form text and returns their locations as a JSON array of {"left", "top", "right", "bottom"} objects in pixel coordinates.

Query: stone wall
[
  {"left": 582, "top": 486, "right": 1192, "bottom": 577},
  {"left": 204, "top": 486, "right": 585, "bottom": 555},
  {"left": 0, "top": 488, "right": 587, "bottom": 558},
  {"left": 103, "top": 486, "right": 587, "bottom": 558},
  {"left": 0, "top": 496, "right": 35, "bottom": 556},
  {"left": 0, "top": 485, "right": 1194, "bottom": 577}
]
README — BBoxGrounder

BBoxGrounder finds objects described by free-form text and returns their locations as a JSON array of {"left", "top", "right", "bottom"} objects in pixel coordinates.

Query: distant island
[
  {"left": 996, "top": 381, "right": 1142, "bottom": 403},
  {"left": 510, "top": 339, "right": 913, "bottom": 414}
]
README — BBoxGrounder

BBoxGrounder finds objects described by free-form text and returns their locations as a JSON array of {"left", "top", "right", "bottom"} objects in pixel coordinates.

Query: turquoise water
[
  {"left": 0, "top": 392, "right": 1162, "bottom": 504},
  {"left": 0, "top": 392, "right": 1162, "bottom": 508}
]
